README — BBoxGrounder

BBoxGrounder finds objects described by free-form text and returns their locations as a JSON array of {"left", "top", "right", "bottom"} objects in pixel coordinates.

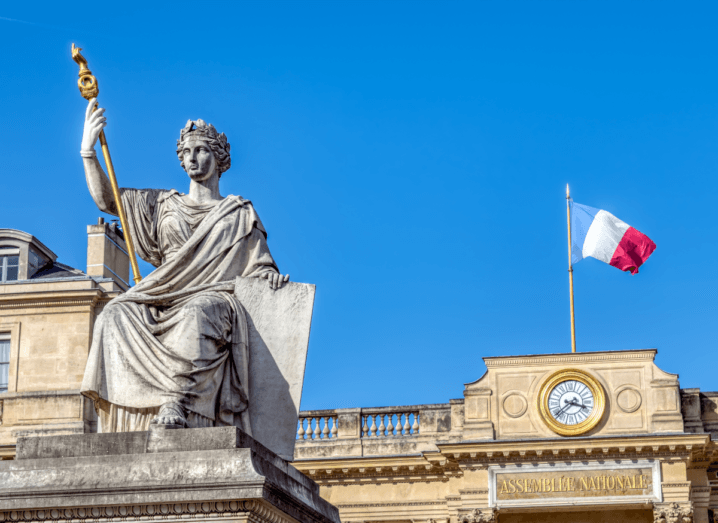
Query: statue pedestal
[{"left": 0, "top": 427, "right": 340, "bottom": 523}]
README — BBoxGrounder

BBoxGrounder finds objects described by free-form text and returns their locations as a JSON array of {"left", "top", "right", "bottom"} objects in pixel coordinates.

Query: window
[
  {"left": 0, "top": 335, "right": 9, "bottom": 393},
  {"left": 0, "top": 255, "right": 19, "bottom": 282}
]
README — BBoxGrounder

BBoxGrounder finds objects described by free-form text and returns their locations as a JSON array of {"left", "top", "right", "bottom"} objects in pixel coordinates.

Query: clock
[{"left": 537, "top": 369, "right": 606, "bottom": 436}]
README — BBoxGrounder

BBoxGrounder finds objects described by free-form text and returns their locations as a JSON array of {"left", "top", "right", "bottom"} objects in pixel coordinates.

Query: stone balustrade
[
  {"left": 297, "top": 412, "right": 338, "bottom": 440},
  {"left": 294, "top": 402, "right": 463, "bottom": 460},
  {"left": 361, "top": 408, "right": 419, "bottom": 437}
]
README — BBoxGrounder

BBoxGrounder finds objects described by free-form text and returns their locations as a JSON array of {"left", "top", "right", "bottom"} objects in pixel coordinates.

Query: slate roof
[{"left": 30, "top": 261, "right": 88, "bottom": 280}]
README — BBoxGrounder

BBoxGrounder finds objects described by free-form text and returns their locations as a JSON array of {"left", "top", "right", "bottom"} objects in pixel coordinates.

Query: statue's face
[{"left": 181, "top": 139, "right": 217, "bottom": 182}]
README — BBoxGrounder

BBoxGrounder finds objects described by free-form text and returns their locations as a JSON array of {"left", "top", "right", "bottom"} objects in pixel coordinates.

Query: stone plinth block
[
  {"left": 0, "top": 427, "right": 339, "bottom": 523},
  {"left": 234, "top": 277, "right": 316, "bottom": 461}
]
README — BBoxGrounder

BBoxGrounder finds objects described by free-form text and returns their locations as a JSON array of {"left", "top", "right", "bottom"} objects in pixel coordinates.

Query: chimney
[{"left": 87, "top": 218, "right": 130, "bottom": 291}]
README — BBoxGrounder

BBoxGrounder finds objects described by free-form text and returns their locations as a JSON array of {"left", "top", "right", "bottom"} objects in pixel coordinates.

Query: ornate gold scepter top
[
  {"left": 71, "top": 44, "right": 142, "bottom": 284},
  {"left": 71, "top": 44, "right": 99, "bottom": 99}
]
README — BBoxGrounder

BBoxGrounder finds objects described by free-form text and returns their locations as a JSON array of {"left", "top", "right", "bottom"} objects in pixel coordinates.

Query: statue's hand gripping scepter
[{"left": 72, "top": 44, "right": 142, "bottom": 284}]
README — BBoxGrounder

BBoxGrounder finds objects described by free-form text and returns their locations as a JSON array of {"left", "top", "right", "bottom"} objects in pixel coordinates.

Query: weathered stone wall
[{"left": 0, "top": 279, "right": 120, "bottom": 452}]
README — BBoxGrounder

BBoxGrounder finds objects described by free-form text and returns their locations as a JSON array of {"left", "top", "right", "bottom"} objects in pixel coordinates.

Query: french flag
[{"left": 571, "top": 202, "right": 656, "bottom": 275}]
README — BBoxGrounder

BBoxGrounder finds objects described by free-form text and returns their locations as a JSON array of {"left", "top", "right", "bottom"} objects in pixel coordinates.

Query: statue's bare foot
[{"left": 151, "top": 402, "right": 188, "bottom": 427}]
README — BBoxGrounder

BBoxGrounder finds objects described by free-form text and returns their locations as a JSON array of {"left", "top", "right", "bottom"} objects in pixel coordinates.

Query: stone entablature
[{"left": 296, "top": 432, "right": 709, "bottom": 483}]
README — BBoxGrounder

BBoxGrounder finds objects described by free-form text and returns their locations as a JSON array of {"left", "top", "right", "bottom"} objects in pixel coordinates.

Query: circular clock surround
[{"left": 537, "top": 368, "right": 606, "bottom": 436}]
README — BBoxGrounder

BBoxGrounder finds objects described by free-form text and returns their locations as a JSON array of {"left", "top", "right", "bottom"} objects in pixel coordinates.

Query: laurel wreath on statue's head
[{"left": 176, "top": 119, "right": 232, "bottom": 177}]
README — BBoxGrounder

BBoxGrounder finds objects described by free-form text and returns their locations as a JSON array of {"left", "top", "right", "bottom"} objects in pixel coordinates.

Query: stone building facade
[
  {"left": 0, "top": 225, "right": 716, "bottom": 523},
  {"left": 0, "top": 221, "right": 127, "bottom": 454},
  {"left": 293, "top": 352, "right": 718, "bottom": 523}
]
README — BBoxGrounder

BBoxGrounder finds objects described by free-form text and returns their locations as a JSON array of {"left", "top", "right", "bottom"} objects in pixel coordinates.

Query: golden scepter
[{"left": 71, "top": 44, "right": 142, "bottom": 284}]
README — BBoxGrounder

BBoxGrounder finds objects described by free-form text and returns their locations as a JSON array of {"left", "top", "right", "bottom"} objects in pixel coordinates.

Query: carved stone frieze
[
  {"left": 653, "top": 502, "right": 693, "bottom": 523},
  {"left": 459, "top": 508, "right": 497, "bottom": 523},
  {"left": 0, "top": 500, "right": 291, "bottom": 523}
]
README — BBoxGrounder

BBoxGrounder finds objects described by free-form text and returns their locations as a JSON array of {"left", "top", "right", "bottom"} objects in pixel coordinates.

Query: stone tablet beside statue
[{"left": 78, "top": 99, "right": 312, "bottom": 459}]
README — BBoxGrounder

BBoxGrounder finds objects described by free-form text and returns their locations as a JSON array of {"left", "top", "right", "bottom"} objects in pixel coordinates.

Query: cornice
[
  {"left": 483, "top": 350, "right": 656, "bottom": 368},
  {"left": 294, "top": 454, "right": 451, "bottom": 484},
  {"left": 293, "top": 454, "right": 430, "bottom": 470},
  {"left": 0, "top": 289, "right": 110, "bottom": 311},
  {"left": 439, "top": 434, "right": 709, "bottom": 468},
  {"left": 436, "top": 433, "right": 709, "bottom": 456}
]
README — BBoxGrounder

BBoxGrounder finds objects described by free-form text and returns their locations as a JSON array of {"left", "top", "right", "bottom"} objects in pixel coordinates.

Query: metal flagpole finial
[{"left": 566, "top": 183, "right": 570, "bottom": 199}]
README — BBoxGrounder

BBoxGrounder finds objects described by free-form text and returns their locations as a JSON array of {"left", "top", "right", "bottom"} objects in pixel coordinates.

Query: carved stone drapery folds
[
  {"left": 459, "top": 508, "right": 497, "bottom": 523},
  {"left": 654, "top": 502, "right": 693, "bottom": 523}
]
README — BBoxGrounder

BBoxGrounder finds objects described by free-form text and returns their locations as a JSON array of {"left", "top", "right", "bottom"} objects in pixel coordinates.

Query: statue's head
[{"left": 176, "top": 119, "right": 231, "bottom": 180}]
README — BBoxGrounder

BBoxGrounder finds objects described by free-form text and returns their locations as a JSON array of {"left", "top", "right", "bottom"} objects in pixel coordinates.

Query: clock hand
[
  {"left": 554, "top": 400, "right": 572, "bottom": 417},
  {"left": 568, "top": 400, "right": 589, "bottom": 410}
]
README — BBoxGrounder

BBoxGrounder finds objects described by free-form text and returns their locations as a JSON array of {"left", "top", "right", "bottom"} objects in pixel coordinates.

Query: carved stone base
[{"left": 0, "top": 427, "right": 339, "bottom": 523}]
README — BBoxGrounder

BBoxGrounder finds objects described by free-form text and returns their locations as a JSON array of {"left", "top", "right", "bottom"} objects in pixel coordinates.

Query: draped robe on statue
[{"left": 81, "top": 189, "right": 279, "bottom": 433}]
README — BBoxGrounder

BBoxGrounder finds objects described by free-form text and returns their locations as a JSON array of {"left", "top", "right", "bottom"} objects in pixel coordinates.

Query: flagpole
[{"left": 566, "top": 184, "right": 577, "bottom": 353}]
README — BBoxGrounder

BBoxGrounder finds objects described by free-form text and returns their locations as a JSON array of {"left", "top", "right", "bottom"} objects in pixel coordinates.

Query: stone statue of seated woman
[{"left": 79, "top": 98, "right": 289, "bottom": 433}]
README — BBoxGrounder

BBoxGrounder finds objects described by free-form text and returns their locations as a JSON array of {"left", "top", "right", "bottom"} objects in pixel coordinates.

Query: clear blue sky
[{"left": 1, "top": 2, "right": 716, "bottom": 410}]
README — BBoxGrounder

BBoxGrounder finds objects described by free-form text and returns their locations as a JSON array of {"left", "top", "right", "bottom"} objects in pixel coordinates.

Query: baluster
[
  {"left": 321, "top": 417, "right": 329, "bottom": 439},
  {"left": 362, "top": 415, "right": 369, "bottom": 438},
  {"left": 297, "top": 418, "right": 305, "bottom": 440},
  {"left": 386, "top": 413, "right": 395, "bottom": 436},
  {"left": 377, "top": 414, "right": 386, "bottom": 437},
  {"left": 412, "top": 412, "right": 419, "bottom": 434},
  {"left": 313, "top": 417, "right": 321, "bottom": 440},
  {"left": 403, "top": 412, "right": 411, "bottom": 435},
  {"left": 369, "top": 414, "right": 377, "bottom": 437},
  {"left": 331, "top": 417, "right": 338, "bottom": 438}
]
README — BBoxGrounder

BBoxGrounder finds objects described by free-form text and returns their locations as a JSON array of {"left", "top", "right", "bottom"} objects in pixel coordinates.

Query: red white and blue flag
[{"left": 571, "top": 202, "right": 656, "bottom": 275}]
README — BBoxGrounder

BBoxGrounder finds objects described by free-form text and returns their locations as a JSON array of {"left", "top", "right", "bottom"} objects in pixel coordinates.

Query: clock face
[
  {"left": 538, "top": 369, "right": 606, "bottom": 436},
  {"left": 548, "top": 379, "right": 595, "bottom": 425}
]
